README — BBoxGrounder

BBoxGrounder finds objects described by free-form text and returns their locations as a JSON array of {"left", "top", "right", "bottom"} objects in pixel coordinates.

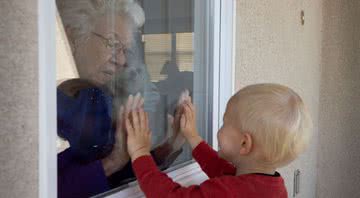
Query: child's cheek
[{"left": 218, "top": 137, "right": 231, "bottom": 159}]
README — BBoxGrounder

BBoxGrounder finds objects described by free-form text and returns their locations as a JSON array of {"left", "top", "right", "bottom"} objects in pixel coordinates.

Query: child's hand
[
  {"left": 102, "top": 94, "right": 143, "bottom": 176},
  {"left": 125, "top": 109, "right": 152, "bottom": 161},
  {"left": 180, "top": 101, "right": 203, "bottom": 149}
]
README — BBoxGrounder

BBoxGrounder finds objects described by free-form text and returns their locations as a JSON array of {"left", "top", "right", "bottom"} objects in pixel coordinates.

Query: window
[{"left": 39, "top": 0, "right": 234, "bottom": 197}]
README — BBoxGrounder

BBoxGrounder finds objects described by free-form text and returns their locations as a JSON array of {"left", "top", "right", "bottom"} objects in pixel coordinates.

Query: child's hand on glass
[
  {"left": 180, "top": 100, "right": 203, "bottom": 149},
  {"left": 102, "top": 93, "right": 144, "bottom": 176},
  {"left": 125, "top": 108, "right": 152, "bottom": 161}
]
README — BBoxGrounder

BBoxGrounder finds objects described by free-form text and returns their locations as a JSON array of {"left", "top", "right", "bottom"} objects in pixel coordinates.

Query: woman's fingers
[
  {"left": 117, "top": 105, "right": 124, "bottom": 125},
  {"left": 125, "top": 94, "right": 134, "bottom": 118},
  {"left": 178, "top": 91, "right": 184, "bottom": 106},
  {"left": 139, "top": 97, "right": 144, "bottom": 109},
  {"left": 116, "top": 106, "right": 125, "bottom": 131},
  {"left": 132, "top": 93, "right": 141, "bottom": 110},
  {"left": 183, "top": 90, "right": 190, "bottom": 103},
  {"left": 126, "top": 95, "right": 134, "bottom": 110}
]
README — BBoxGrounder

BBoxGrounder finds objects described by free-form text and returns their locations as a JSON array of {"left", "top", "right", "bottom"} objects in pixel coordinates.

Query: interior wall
[
  {"left": 317, "top": 0, "right": 360, "bottom": 197},
  {"left": 234, "top": 0, "right": 322, "bottom": 197},
  {"left": 0, "top": 1, "right": 38, "bottom": 198}
]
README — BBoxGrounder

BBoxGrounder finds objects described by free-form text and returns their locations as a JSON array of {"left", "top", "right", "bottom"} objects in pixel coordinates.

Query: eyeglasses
[{"left": 91, "top": 32, "right": 133, "bottom": 55}]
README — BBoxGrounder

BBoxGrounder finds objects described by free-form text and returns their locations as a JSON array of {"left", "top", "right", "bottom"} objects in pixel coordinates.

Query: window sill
[{"left": 101, "top": 161, "right": 208, "bottom": 198}]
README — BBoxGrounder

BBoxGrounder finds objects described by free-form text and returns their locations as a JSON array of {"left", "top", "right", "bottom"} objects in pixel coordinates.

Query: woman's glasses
[{"left": 91, "top": 32, "right": 133, "bottom": 55}]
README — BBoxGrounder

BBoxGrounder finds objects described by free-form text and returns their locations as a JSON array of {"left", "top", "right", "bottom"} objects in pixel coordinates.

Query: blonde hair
[{"left": 230, "top": 83, "right": 312, "bottom": 167}]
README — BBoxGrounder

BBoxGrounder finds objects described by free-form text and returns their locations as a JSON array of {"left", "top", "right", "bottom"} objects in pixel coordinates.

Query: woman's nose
[{"left": 111, "top": 49, "right": 127, "bottom": 68}]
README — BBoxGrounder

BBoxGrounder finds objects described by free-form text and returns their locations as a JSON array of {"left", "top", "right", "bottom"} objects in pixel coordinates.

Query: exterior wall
[
  {"left": 317, "top": 0, "right": 360, "bottom": 197},
  {"left": 235, "top": 0, "right": 323, "bottom": 197},
  {"left": 0, "top": 1, "right": 39, "bottom": 198},
  {"left": 1, "top": 0, "right": 359, "bottom": 197}
]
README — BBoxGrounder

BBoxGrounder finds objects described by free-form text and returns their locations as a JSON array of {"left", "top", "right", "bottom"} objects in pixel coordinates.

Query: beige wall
[
  {"left": 235, "top": 0, "right": 322, "bottom": 197},
  {"left": 235, "top": 0, "right": 360, "bottom": 197},
  {"left": 317, "top": 0, "right": 360, "bottom": 197},
  {"left": 0, "top": 1, "right": 38, "bottom": 198}
]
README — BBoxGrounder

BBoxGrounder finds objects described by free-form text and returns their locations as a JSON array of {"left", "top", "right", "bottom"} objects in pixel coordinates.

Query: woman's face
[{"left": 73, "top": 15, "right": 133, "bottom": 86}]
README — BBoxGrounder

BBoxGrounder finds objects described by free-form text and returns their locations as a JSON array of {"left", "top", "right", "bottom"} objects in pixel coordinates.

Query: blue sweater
[{"left": 57, "top": 88, "right": 133, "bottom": 198}]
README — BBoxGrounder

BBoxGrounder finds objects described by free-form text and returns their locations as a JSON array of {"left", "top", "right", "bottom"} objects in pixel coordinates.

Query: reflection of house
[
  {"left": 143, "top": 33, "right": 194, "bottom": 83},
  {"left": 137, "top": 0, "right": 195, "bottom": 165},
  {"left": 155, "top": 60, "right": 193, "bottom": 111},
  {"left": 139, "top": 0, "right": 194, "bottom": 83}
]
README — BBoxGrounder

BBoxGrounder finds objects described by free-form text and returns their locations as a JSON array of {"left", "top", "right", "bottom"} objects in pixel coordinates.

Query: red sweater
[{"left": 132, "top": 141, "right": 288, "bottom": 198}]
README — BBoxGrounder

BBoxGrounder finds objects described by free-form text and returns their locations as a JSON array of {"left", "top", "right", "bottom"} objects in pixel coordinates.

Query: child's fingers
[
  {"left": 145, "top": 112, "right": 150, "bottom": 131},
  {"left": 183, "top": 103, "right": 193, "bottom": 120},
  {"left": 185, "top": 100, "right": 194, "bottom": 111},
  {"left": 146, "top": 130, "right": 152, "bottom": 140},
  {"left": 139, "top": 109, "right": 146, "bottom": 132},
  {"left": 184, "top": 101, "right": 195, "bottom": 118},
  {"left": 180, "top": 114, "right": 186, "bottom": 130},
  {"left": 186, "top": 103, "right": 195, "bottom": 120},
  {"left": 186, "top": 107, "right": 193, "bottom": 122},
  {"left": 125, "top": 118, "right": 134, "bottom": 137},
  {"left": 174, "top": 107, "right": 182, "bottom": 125},
  {"left": 131, "top": 111, "right": 140, "bottom": 134},
  {"left": 189, "top": 103, "right": 196, "bottom": 117}
]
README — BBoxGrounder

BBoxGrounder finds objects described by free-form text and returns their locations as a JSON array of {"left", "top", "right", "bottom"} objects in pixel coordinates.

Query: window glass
[{"left": 56, "top": 0, "right": 210, "bottom": 196}]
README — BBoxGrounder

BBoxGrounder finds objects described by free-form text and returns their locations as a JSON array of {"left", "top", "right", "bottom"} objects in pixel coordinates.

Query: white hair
[
  {"left": 230, "top": 83, "right": 312, "bottom": 167},
  {"left": 56, "top": 0, "right": 145, "bottom": 41}
]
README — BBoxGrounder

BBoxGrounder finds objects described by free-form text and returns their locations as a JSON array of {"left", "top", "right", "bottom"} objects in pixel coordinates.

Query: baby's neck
[{"left": 234, "top": 162, "right": 276, "bottom": 176}]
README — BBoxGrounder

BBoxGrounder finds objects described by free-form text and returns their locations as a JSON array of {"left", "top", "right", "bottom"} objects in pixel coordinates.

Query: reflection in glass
[{"left": 55, "top": 0, "right": 206, "bottom": 197}]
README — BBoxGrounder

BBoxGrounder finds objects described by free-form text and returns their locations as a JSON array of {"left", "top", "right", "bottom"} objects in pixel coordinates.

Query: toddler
[{"left": 124, "top": 83, "right": 312, "bottom": 198}]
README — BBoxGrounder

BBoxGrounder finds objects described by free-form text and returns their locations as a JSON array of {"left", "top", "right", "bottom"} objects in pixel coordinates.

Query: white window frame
[{"left": 38, "top": 0, "right": 235, "bottom": 197}]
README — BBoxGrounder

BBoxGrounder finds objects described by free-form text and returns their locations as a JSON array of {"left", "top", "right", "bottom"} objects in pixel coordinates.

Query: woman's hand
[
  {"left": 102, "top": 93, "right": 144, "bottom": 176},
  {"left": 125, "top": 108, "right": 152, "bottom": 162},
  {"left": 167, "top": 90, "right": 191, "bottom": 151},
  {"left": 180, "top": 100, "right": 203, "bottom": 149}
]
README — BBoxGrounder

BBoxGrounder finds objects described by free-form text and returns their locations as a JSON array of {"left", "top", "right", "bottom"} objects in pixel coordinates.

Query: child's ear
[{"left": 239, "top": 132, "right": 252, "bottom": 155}]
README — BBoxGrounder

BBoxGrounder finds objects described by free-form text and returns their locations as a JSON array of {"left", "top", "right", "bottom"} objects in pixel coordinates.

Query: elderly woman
[{"left": 56, "top": 0, "right": 186, "bottom": 197}]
